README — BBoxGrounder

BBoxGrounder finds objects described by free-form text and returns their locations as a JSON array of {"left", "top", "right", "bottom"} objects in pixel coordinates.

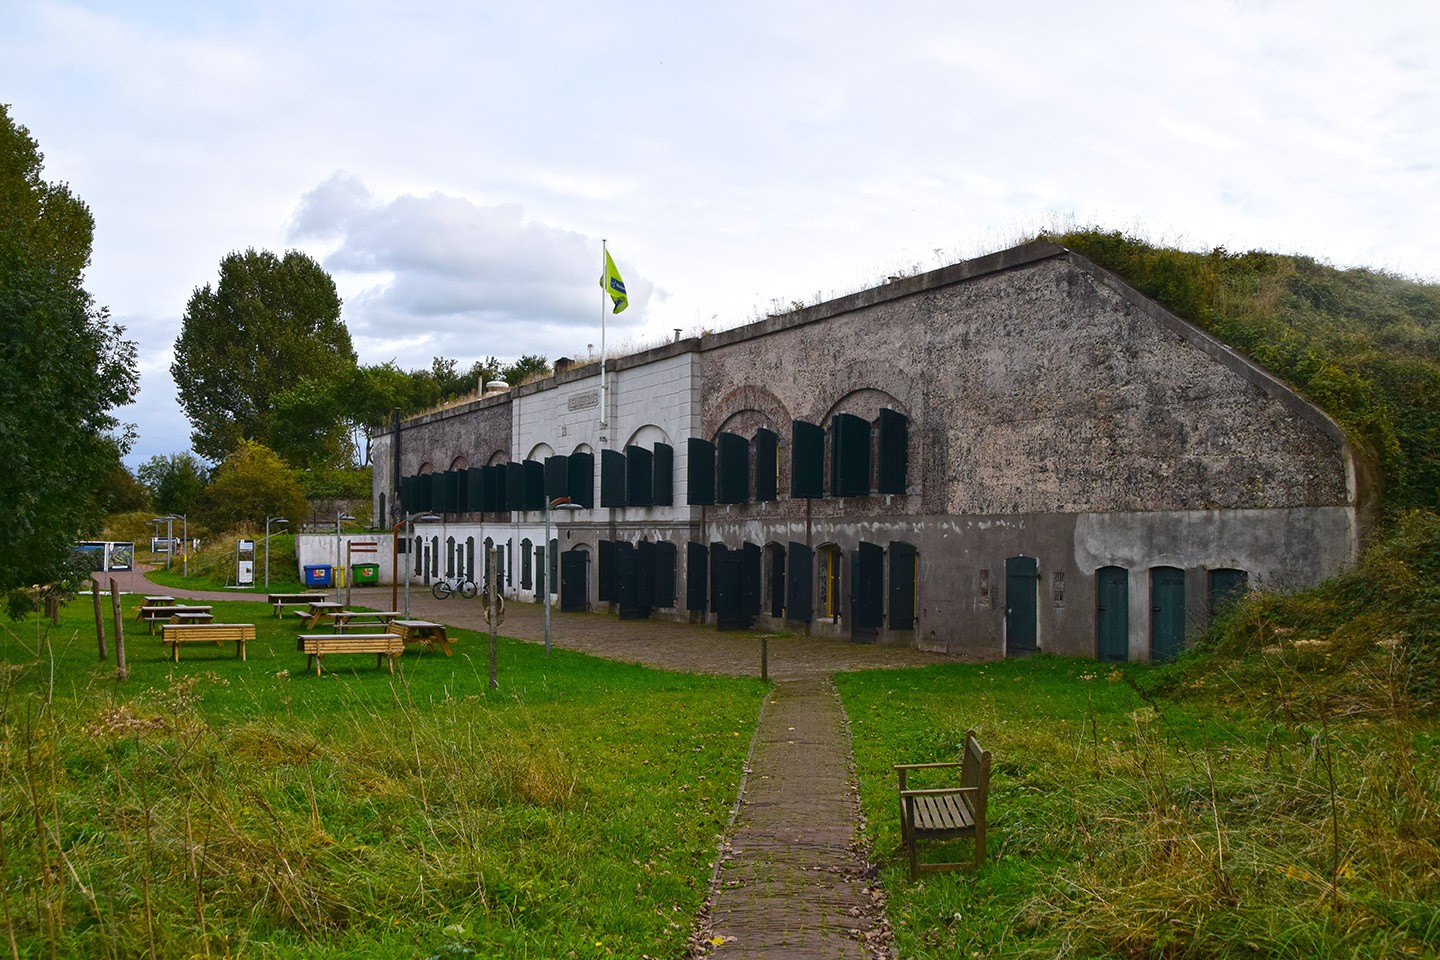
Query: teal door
[
  {"left": 1150, "top": 567, "right": 1186, "bottom": 662},
  {"left": 1005, "top": 556, "right": 1038, "bottom": 657},
  {"left": 1096, "top": 566, "right": 1129, "bottom": 662},
  {"left": 1208, "top": 568, "right": 1248, "bottom": 615}
]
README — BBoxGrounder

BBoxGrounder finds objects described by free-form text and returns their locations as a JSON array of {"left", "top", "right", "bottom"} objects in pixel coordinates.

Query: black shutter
[
  {"left": 466, "top": 468, "right": 483, "bottom": 513},
  {"left": 431, "top": 472, "right": 447, "bottom": 512},
  {"left": 600, "top": 449, "right": 626, "bottom": 507},
  {"left": 741, "top": 542, "right": 761, "bottom": 618},
  {"left": 716, "top": 432, "right": 750, "bottom": 504},
  {"left": 399, "top": 475, "right": 412, "bottom": 513},
  {"left": 637, "top": 539, "right": 656, "bottom": 611},
  {"left": 626, "top": 445, "right": 654, "bottom": 506},
  {"left": 505, "top": 462, "right": 525, "bottom": 511},
  {"left": 709, "top": 542, "right": 726, "bottom": 613},
  {"left": 617, "top": 542, "right": 645, "bottom": 620},
  {"left": 888, "top": 541, "right": 917, "bottom": 629},
  {"left": 787, "top": 541, "right": 813, "bottom": 622},
  {"left": 687, "top": 438, "right": 716, "bottom": 505},
  {"left": 524, "top": 459, "right": 546, "bottom": 511},
  {"left": 567, "top": 451, "right": 595, "bottom": 508},
  {"left": 791, "top": 420, "right": 824, "bottom": 499},
  {"left": 549, "top": 538, "right": 558, "bottom": 596},
  {"left": 655, "top": 541, "right": 677, "bottom": 607},
  {"left": 754, "top": 428, "right": 778, "bottom": 502},
  {"left": 544, "top": 455, "right": 569, "bottom": 501},
  {"left": 877, "top": 408, "right": 909, "bottom": 495},
  {"left": 597, "top": 539, "right": 615, "bottom": 601},
  {"left": 481, "top": 465, "right": 502, "bottom": 512},
  {"left": 520, "top": 538, "right": 533, "bottom": 589},
  {"left": 653, "top": 442, "right": 673, "bottom": 506},
  {"left": 831, "top": 413, "right": 871, "bottom": 497},
  {"left": 449, "top": 470, "right": 464, "bottom": 512},
  {"left": 686, "top": 541, "right": 708, "bottom": 611}
]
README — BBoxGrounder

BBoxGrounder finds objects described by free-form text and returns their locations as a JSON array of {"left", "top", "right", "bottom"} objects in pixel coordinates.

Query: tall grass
[
  {"left": 0, "top": 598, "right": 765, "bottom": 959},
  {"left": 839, "top": 655, "right": 1439, "bottom": 958}
]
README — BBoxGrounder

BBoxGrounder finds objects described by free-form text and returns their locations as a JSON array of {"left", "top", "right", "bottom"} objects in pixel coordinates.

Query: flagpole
[{"left": 599, "top": 239, "right": 608, "bottom": 437}]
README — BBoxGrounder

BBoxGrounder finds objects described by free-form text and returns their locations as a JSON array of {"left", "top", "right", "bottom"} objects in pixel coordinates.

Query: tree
[
  {"left": 195, "top": 440, "right": 307, "bottom": 532},
  {"left": 97, "top": 445, "right": 151, "bottom": 515},
  {"left": 172, "top": 248, "right": 356, "bottom": 460},
  {"left": 136, "top": 451, "right": 209, "bottom": 515},
  {"left": 0, "top": 104, "right": 138, "bottom": 594}
]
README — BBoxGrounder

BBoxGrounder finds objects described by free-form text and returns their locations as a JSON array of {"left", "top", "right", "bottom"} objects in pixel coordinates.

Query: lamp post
[
  {"left": 264, "top": 516, "right": 289, "bottom": 588},
  {"left": 393, "top": 513, "right": 440, "bottom": 617},
  {"left": 334, "top": 513, "right": 355, "bottom": 595},
  {"left": 542, "top": 496, "right": 583, "bottom": 657}
]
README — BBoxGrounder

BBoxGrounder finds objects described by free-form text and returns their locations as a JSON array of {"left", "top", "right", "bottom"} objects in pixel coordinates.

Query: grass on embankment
[{"left": 1, "top": 597, "right": 766, "bottom": 959}]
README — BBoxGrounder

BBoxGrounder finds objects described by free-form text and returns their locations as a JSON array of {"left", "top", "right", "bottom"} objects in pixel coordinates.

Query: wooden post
[
  {"left": 92, "top": 579, "right": 107, "bottom": 660},
  {"left": 487, "top": 547, "right": 498, "bottom": 691},
  {"left": 109, "top": 577, "right": 126, "bottom": 680},
  {"left": 761, "top": 635, "right": 769, "bottom": 682}
]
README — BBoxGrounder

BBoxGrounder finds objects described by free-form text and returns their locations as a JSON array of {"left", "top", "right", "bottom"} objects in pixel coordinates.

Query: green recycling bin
[{"left": 351, "top": 563, "right": 380, "bottom": 586}]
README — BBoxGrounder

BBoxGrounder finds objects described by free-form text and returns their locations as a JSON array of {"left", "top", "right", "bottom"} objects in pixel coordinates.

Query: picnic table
[
  {"left": 331, "top": 610, "right": 401, "bottom": 633},
  {"left": 143, "top": 595, "right": 175, "bottom": 605},
  {"left": 168, "top": 610, "right": 215, "bottom": 625},
  {"left": 268, "top": 592, "right": 329, "bottom": 617},
  {"left": 392, "top": 619, "right": 452, "bottom": 656},
  {"left": 293, "top": 601, "right": 345, "bottom": 630},
  {"left": 137, "top": 605, "right": 213, "bottom": 634}
]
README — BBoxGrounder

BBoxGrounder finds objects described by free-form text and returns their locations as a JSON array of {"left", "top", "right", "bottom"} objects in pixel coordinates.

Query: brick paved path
[{"left": 109, "top": 568, "right": 931, "bottom": 958}]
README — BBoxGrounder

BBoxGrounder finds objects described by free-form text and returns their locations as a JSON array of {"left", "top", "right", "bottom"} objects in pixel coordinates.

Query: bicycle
[{"left": 431, "top": 574, "right": 478, "bottom": 600}]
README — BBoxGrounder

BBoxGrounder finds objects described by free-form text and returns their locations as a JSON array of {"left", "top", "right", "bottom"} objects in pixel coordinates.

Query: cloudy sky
[{"left": 3, "top": 1, "right": 1436, "bottom": 467}]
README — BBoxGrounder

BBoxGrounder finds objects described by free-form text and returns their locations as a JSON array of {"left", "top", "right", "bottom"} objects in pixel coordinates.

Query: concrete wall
[{"left": 367, "top": 241, "right": 1369, "bottom": 661}]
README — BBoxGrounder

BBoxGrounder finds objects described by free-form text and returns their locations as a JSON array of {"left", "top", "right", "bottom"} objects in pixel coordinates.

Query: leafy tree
[
  {"left": 97, "top": 449, "right": 151, "bottom": 515},
  {"left": 0, "top": 104, "right": 138, "bottom": 594},
  {"left": 195, "top": 440, "right": 307, "bottom": 532},
  {"left": 136, "top": 451, "right": 209, "bottom": 515},
  {"left": 172, "top": 248, "right": 356, "bottom": 460},
  {"left": 269, "top": 377, "right": 352, "bottom": 468},
  {"left": 502, "top": 353, "right": 550, "bottom": 386}
]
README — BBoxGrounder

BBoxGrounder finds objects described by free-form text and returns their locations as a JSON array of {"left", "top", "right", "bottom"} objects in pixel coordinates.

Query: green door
[
  {"left": 1005, "top": 556, "right": 1038, "bottom": 657},
  {"left": 1150, "top": 567, "right": 1186, "bottom": 662},
  {"left": 1096, "top": 566, "right": 1129, "bottom": 662},
  {"left": 1208, "top": 568, "right": 1249, "bottom": 615}
]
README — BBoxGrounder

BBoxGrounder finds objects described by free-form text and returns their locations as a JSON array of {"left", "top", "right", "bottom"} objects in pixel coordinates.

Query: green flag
[{"left": 600, "top": 249, "right": 628, "bottom": 314}]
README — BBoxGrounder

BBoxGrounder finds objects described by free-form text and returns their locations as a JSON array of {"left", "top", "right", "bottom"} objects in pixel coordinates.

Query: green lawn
[
  {"left": 0, "top": 597, "right": 767, "bottom": 959},
  {"left": 838, "top": 657, "right": 1440, "bottom": 959}
]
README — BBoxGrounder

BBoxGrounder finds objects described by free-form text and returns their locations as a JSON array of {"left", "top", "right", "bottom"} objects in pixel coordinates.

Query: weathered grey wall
[{"left": 371, "top": 241, "right": 1367, "bottom": 661}]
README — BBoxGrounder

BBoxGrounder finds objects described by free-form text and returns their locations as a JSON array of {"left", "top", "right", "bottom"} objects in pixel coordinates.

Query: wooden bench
[
  {"left": 159, "top": 623, "right": 255, "bottom": 662},
  {"left": 137, "top": 605, "right": 213, "bottom": 633},
  {"left": 268, "top": 593, "right": 328, "bottom": 617},
  {"left": 896, "top": 730, "right": 991, "bottom": 879},
  {"left": 297, "top": 633, "right": 404, "bottom": 675},
  {"left": 331, "top": 610, "right": 401, "bottom": 633}
]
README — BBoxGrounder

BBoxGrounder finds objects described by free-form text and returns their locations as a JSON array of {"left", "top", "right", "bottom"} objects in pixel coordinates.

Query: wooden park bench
[
  {"left": 268, "top": 592, "right": 329, "bottom": 617},
  {"left": 297, "top": 633, "right": 404, "bottom": 676},
  {"left": 331, "top": 610, "right": 401, "bottom": 633},
  {"left": 137, "top": 605, "right": 213, "bottom": 634},
  {"left": 895, "top": 730, "right": 992, "bottom": 879},
  {"left": 159, "top": 622, "right": 255, "bottom": 662}
]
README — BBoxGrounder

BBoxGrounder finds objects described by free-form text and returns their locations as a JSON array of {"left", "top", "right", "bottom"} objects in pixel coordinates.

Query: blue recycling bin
[{"left": 303, "top": 564, "right": 333, "bottom": 588}]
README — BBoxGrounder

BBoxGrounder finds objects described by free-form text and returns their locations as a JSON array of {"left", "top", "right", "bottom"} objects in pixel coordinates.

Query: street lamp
[
  {"left": 392, "top": 512, "right": 440, "bottom": 617},
  {"left": 542, "top": 496, "right": 583, "bottom": 657},
  {"left": 264, "top": 516, "right": 289, "bottom": 588},
  {"left": 334, "top": 512, "right": 355, "bottom": 595}
]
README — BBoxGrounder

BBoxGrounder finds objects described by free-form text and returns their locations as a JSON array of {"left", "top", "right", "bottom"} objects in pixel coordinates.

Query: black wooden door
[
  {"left": 888, "top": 541, "right": 917, "bottom": 630},
  {"left": 560, "top": 549, "right": 589, "bottom": 611},
  {"left": 767, "top": 543, "right": 786, "bottom": 618},
  {"left": 686, "top": 542, "right": 708, "bottom": 612},
  {"left": 850, "top": 542, "right": 884, "bottom": 642},
  {"left": 741, "top": 542, "right": 761, "bottom": 619},
  {"left": 715, "top": 551, "right": 750, "bottom": 630},
  {"left": 786, "top": 541, "right": 812, "bottom": 623}
]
